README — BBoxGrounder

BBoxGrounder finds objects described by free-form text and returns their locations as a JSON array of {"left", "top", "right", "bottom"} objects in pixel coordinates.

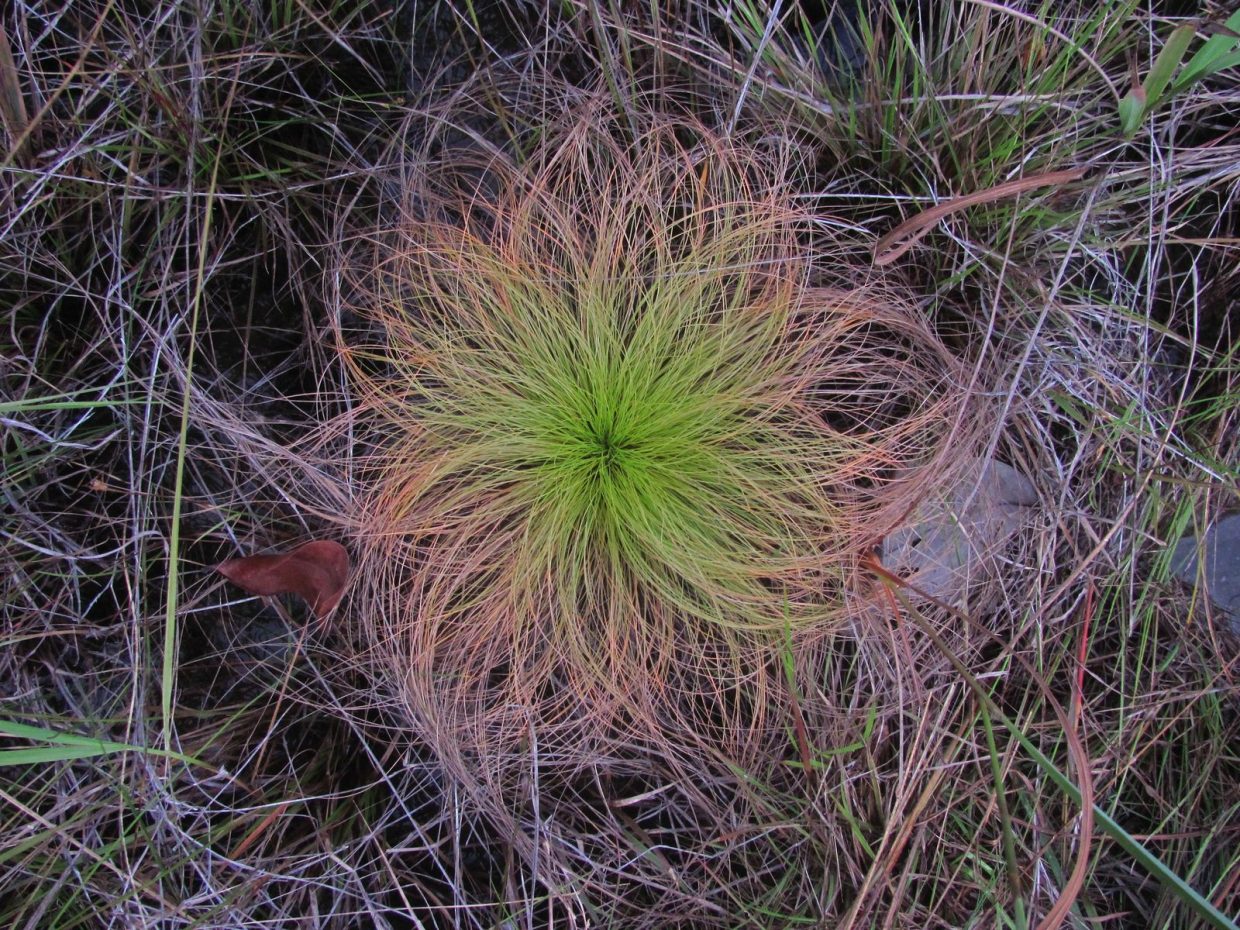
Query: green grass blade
[
  {"left": 1145, "top": 24, "right": 1197, "bottom": 103},
  {"left": 162, "top": 92, "right": 229, "bottom": 754},
  {"left": 0, "top": 393, "right": 139, "bottom": 414},
  {"left": 0, "top": 720, "right": 203, "bottom": 767},
  {"left": 0, "top": 746, "right": 123, "bottom": 765},
  {"left": 1118, "top": 88, "right": 1146, "bottom": 135},
  {"left": 1175, "top": 10, "right": 1240, "bottom": 90}
]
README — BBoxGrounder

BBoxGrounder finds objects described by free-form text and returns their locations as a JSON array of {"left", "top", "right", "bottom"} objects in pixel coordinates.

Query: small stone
[
  {"left": 881, "top": 458, "right": 1038, "bottom": 603},
  {"left": 1170, "top": 514, "right": 1240, "bottom": 636}
]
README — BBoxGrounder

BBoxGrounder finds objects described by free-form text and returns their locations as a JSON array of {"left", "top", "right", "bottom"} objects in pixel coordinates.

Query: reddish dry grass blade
[
  {"left": 872, "top": 166, "right": 1090, "bottom": 265},
  {"left": 217, "top": 540, "right": 350, "bottom": 618}
]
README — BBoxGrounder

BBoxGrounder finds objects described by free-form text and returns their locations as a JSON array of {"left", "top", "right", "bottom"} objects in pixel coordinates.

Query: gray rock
[
  {"left": 1171, "top": 514, "right": 1240, "bottom": 636},
  {"left": 881, "top": 459, "right": 1039, "bottom": 604}
]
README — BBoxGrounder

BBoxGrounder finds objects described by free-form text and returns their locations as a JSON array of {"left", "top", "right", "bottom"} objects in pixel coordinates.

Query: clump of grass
[{"left": 329, "top": 98, "right": 979, "bottom": 796}]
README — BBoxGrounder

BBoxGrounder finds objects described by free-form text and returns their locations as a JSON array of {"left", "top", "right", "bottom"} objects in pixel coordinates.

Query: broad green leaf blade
[
  {"left": 1175, "top": 10, "right": 1240, "bottom": 90},
  {"left": 1176, "top": 48, "right": 1240, "bottom": 89},
  {"left": 1145, "top": 24, "right": 1197, "bottom": 103},
  {"left": 1118, "top": 88, "right": 1146, "bottom": 135}
]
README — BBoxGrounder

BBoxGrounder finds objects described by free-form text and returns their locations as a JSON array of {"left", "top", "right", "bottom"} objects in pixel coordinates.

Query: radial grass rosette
[{"left": 333, "top": 106, "right": 976, "bottom": 763}]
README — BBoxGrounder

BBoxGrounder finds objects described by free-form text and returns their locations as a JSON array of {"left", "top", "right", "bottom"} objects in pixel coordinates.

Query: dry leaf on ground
[{"left": 217, "top": 540, "right": 350, "bottom": 618}]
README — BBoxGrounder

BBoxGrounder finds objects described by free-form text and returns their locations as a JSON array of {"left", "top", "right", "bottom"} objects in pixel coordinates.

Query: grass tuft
[{"left": 330, "top": 99, "right": 978, "bottom": 782}]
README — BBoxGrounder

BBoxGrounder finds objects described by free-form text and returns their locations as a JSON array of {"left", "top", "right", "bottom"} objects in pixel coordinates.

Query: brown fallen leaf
[{"left": 217, "top": 540, "right": 350, "bottom": 619}]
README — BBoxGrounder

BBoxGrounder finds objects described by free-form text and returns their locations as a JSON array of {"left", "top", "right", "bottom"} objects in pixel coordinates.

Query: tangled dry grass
[{"left": 1, "top": 1, "right": 1237, "bottom": 928}]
